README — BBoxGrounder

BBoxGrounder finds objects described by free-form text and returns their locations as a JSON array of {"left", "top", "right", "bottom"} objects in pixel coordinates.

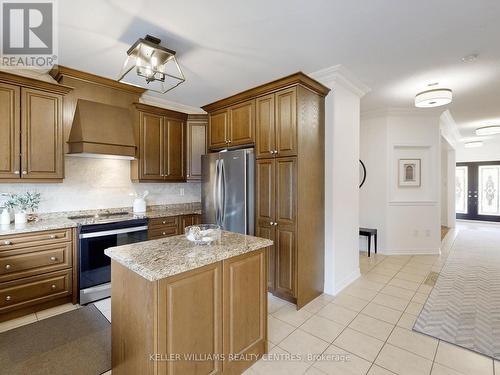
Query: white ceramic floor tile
[
  {"left": 313, "top": 344, "right": 371, "bottom": 375},
  {"left": 372, "top": 293, "right": 410, "bottom": 312},
  {"left": 434, "top": 341, "right": 494, "bottom": 375},
  {"left": 387, "top": 326, "right": 438, "bottom": 360},
  {"left": 333, "top": 328, "right": 384, "bottom": 362},
  {"left": 279, "top": 329, "right": 330, "bottom": 363},
  {"left": 316, "top": 303, "right": 358, "bottom": 326},
  {"left": 300, "top": 315, "right": 345, "bottom": 343},
  {"left": 269, "top": 295, "right": 293, "bottom": 314},
  {"left": 375, "top": 343, "right": 433, "bottom": 375},
  {"left": 361, "top": 302, "right": 402, "bottom": 325},
  {"left": 430, "top": 363, "right": 466, "bottom": 375},
  {"left": 268, "top": 315, "right": 296, "bottom": 345},
  {"left": 273, "top": 304, "right": 313, "bottom": 327},
  {"left": 348, "top": 314, "right": 395, "bottom": 341},
  {"left": 367, "top": 365, "right": 397, "bottom": 375},
  {"left": 250, "top": 346, "right": 312, "bottom": 375},
  {"left": 331, "top": 294, "right": 370, "bottom": 312},
  {"left": 396, "top": 312, "right": 418, "bottom": 330}
]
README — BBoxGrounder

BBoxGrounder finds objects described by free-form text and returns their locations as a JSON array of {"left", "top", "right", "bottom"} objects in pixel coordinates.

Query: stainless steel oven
[{"left": 78, "top": 218, "right": 148, "bottom": 304}]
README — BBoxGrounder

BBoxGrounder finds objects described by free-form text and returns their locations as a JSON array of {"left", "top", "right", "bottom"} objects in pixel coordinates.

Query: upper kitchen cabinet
[
  {"left": 0, "top": 72, "right": 72, "bottom": 182},
  {"left": 131, "top": 103, "right": 188, "bottom": 182},
  {"left": 186, "top": 115, "right": 207, "bottom": 181},
  {"left": 207, "top": 99, "right": 255, "bottom": 150},
  {"left": 204, "top": 72, "right": 330, "bottom": 309}
]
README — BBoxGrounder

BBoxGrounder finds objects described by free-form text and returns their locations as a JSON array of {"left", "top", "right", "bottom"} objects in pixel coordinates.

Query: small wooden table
[{"left": 360, "top": 228, "right": 377, "bottom": 257}]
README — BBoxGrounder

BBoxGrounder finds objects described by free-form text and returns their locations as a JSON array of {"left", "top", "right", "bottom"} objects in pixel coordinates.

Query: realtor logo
[{"left": 1, "top": 0, "right": 57, "bottom": 68}]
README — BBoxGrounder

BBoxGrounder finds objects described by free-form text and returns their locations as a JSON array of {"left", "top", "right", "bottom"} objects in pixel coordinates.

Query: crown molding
[
  {"left": 139, "top": 94, "right": 206, "bottom": 114},
  {"left": 309, "top": 64, "right": 370, "bottom": 97}
]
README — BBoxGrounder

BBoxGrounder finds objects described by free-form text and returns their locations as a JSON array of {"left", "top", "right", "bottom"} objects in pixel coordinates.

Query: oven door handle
[{"left": 79, "top": 226, "right": 149, "bottom": 239}]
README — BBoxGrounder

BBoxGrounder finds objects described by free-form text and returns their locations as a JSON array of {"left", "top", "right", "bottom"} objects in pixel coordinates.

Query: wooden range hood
[{"left": 67, "top": 99, "right": 136, "bottom": 158}]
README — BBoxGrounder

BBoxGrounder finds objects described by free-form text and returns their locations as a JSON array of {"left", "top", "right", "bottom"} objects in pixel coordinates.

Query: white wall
[
  {"left": 456, "top": 141, "right": 500, "bottom": 162},
  {"left": 360, "top": 110, "right": 442, "bottom": 255},
  {"left": 311, "top": 65, "right": 369, "bottom": 295},
  {"left": 0, "top": 157, "right": 200, "bottom": 213},
  {"left": 359, "top": 116, "right": 387, "bottom": 251}
]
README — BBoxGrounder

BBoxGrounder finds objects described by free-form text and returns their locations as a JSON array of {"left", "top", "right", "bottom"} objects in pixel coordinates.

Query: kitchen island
[{"left": 105, "top": 231, "right": 272, "bottom": 375}]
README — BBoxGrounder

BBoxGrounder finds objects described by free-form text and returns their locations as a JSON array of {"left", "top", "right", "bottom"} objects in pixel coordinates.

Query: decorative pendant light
[
  {"left": 414, "top": 88, "right": 452, "bottom": 108},
  {"left": 118, "top": 35, "right": 185, "bottom": 94},
  {"left": 464, "top": 141, "right": 483, "bottom": 148},
  {"left": 475, "top": 126, "right": 500, "bottom": 136}
]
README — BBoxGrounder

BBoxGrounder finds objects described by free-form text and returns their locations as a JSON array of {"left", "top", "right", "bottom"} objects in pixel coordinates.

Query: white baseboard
[
  {"left": 331, "top": 268, "right": 361, "bottom": 295},
  {"left": 378, "top": 248, "right": 441, "bottom": 256}
]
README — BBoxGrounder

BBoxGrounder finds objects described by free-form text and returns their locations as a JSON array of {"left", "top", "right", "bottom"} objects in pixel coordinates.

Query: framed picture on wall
[{"left": 398, "top": 159, "right": 421, "bottom": 187}]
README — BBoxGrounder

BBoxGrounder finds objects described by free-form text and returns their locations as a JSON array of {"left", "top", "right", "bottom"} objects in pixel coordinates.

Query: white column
[{"left": 310, "top": 65, "right": 370, "bottom": 295}]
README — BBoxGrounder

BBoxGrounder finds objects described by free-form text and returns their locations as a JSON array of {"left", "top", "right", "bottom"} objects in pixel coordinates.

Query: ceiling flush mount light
[
  {"left": 475, "top": 126, "right": 500, "bottom": 136},
  {"left": 118, "top": 35, "right": 185, "bottom": 94},
  {"left": 414, "top": 88, "right": 453, "bottom": 108},
  {"left": 462, "top": 54, "right": 478, "bottom": 63},
  {"left": 464, "top": 141, "right": 483, "bottom": 148}
]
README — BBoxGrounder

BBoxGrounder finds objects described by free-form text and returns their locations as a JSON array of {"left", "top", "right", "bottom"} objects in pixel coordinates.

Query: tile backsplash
[{"left": 0, "top": 157, "right": 201, "bottom": 213}]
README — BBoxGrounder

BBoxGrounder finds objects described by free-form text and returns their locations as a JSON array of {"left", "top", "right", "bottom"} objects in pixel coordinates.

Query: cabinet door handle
[
  {"left": 5, "top": 264, "right": 11, "bottom": 270},
  {"left": 22, "top": 171, "right": 27, "bottom": 175},
  {"left": 49, "top": 234, "right": 57, "bottom": 239},
  {"left": 5, "top": 295, "right": 12, "bottom": 301},
  {"left": 270, "top": 221, "right": 274, "bottom": 225},
  {"left": 1, "top": 240, "right": 12, "bottom": 246},
  {"left": 51, "top": 284, "right": 57, "bottom": 290},
  {"left": 50, "top": 256, "right": 57, "bottom": 262},
  {"left": 273, "top": 222, "right": 278, "bottom": 226},
  {"left": 14, "top": 171, "right": 20, "bottom": 175},
  {"left": 162, "top": 221, "right": 166, "bottom": 224}
]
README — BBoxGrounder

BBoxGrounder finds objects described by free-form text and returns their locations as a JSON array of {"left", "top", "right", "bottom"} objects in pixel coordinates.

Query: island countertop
[{"left": 104, "top": 231, "right": 273, "bottom": 281}]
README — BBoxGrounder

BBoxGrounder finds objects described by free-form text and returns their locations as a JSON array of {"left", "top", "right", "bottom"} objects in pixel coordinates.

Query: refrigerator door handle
[
  {"left": 214, "top": 159, "right": 220, "bottom": 225},
  {"left": 220, "top": 159, "right": 226, "bottom": 224}
]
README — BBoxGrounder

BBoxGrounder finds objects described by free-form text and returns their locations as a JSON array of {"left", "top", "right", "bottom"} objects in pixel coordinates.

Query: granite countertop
[
  {"left": 0, "top": 203, "right": 201, "bottom": 236},
  {"left": 104, "top": 231, "right": 273, "bottom": 281}
]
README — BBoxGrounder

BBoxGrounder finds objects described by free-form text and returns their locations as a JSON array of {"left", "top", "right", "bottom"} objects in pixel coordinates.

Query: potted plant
[
  {"left": 0, "top": 193, "right": 16, "bottom": 225},
  {"left": 12, "top": 192, "right": 41, "bottom": 224}
]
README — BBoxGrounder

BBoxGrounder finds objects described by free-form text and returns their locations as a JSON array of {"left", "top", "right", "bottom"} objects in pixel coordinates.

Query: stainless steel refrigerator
[{"left": 201, "top": 148, "right": 255, "bottom": 235}]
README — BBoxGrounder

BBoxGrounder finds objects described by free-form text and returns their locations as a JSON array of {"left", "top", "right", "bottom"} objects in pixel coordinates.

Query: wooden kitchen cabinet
[
  {"left": 139, "top": 112, "right": 164, "bottom": 180},
  {"left": 208, "top": 100, "right": 255, "bottom": 150},
  {"left": 21, "top": 88, "right": 64, "bottom": 179},
  {"left": 0, "top": 227, "right": 76, "bottom": 322},
  {"left": 131, "top": 103, "right": 188, "bottom": 182},
  {"left": 186, "top": 115, "right": 207, "bottom": 181},
  {"left": 0, "top": 72, "right": 72, "bottom": 182},
  {"left": 0, "top": 82, "right": 20, "bottom": 179},
  {"left": 203, "top": 73, "right": 328, "bottom": 308},
  {"left": 208, "top": 109, "right": 229, "bottom": 150},
  {"left": 256, "top": 157, "right": 297, "bottom": 301},
  {"left": 179, "top": 214, "right": 201, "bottom": 233},
  {"left": 110, "top": 248, "right": 267, "bottom": 375},
  {"left": 222, "top": 250, "right": 267, "bottom": 375},
  {"left": 255, "top": 88, "right": 296, "bottom": 159},
  {"left": 164, "top": 118, "right": 185, "bottom": 181}
]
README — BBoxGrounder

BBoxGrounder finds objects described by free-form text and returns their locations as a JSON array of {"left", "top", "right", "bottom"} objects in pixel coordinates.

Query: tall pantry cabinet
[{"left": 203, "top": 73, "right": 329, "bottom": 309}]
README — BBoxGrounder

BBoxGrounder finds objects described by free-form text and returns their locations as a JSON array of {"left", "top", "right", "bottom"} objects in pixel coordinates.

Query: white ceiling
[{"left": 59, "top": 0, "right": 500, "bottom": 142}]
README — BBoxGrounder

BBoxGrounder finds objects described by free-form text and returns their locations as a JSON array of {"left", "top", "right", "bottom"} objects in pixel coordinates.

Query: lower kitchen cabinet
[
  {"left": 0, "top": 228, "right": 77, "bottom": 322},
  {"left": 148, "top": 214, "right": 202, "bottom": 240},
  {"left": 110, "top": 249, "right": 267, "bottom": 375}
]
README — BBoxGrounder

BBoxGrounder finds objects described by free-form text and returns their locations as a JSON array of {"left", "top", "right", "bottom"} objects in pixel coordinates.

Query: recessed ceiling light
[
  {"left": 464, "top": 141, "right": 483, "bottom": 148},
  {"left": 415, "top": 88, "right": 453, "bottom": 108},
  {"left": 475, "top": 126, "right": 500, "bottom": 136},
  {"left": 462, "top": 54, "right": 478, "bottom": 63}
]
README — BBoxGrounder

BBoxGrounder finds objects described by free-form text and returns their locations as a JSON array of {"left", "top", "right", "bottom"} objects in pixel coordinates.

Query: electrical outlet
[{"left": 179, "top": 188, "right": 185, "bottom": 196}]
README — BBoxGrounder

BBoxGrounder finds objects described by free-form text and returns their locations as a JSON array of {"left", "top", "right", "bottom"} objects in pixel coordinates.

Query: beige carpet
[
  {"left": 415, "top": 228, "right": 500, "bottom": 360},
  {"left": 0, "top": 304, "right": 111, "bottom": 375}
]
